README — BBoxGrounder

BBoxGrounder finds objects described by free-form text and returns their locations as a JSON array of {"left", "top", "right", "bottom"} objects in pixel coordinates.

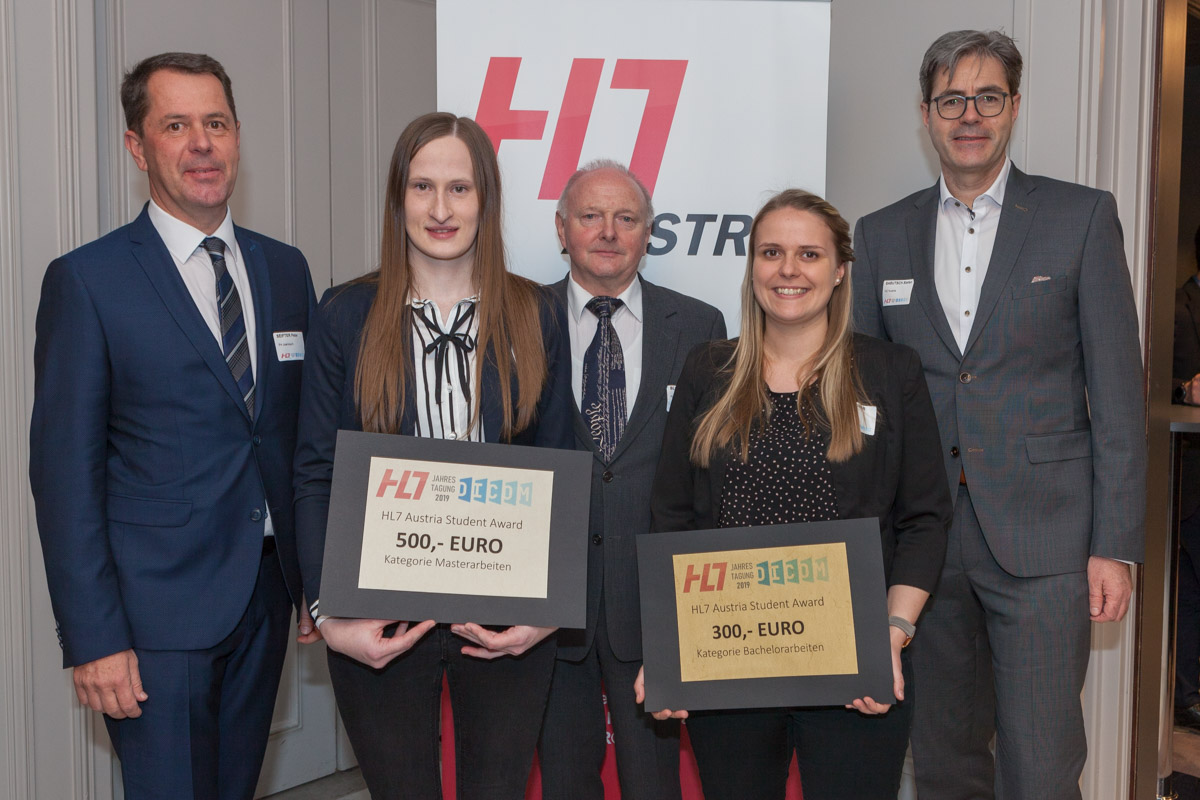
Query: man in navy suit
[{"left": 28, "top": 52, "right": 316, "bottom": 799}]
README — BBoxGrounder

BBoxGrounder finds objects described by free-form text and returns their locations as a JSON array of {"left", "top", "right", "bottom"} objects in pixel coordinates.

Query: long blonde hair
[
  {"left": 352, "top": 112, "right": 546, "bottom": 439},
  {"left": 691, "top": 189, "right": 866, "bottom": 466}
]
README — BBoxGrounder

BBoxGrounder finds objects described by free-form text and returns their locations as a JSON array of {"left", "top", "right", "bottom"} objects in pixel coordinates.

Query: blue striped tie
[{"left": 202, "top": 237, "right": 255, "bottom": 416}]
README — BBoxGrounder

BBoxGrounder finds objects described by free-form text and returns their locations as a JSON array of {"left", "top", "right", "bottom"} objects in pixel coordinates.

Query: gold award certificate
[
  {"left": 357, "top": 456, "right": 554, "bottom": 598},
  {"left": 673, "top": 543, "right": 857, "bottom": 682}
]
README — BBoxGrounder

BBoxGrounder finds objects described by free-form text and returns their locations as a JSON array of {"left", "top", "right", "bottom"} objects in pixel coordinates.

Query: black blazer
[
  {"left": 1174, "top": 278, "right": 1200, "bottom": 519},
  {"left": 292, "top": 279, "right": 575, "bottom": 606},
  {"left": 650, "top": 334, "right": 951, "bottom": 593}
]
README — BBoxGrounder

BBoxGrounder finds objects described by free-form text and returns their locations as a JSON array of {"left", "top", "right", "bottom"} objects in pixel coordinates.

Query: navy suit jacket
[
  {"left": 29, "top": 205, "right": 316, "bottom": 667},
  {"left": 291, "top": 279, "right": 575, "bottom": 607}
]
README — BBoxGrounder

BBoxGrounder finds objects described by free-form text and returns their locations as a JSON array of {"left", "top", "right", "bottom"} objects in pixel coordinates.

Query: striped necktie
[{"left": 202, "top": 237, "right": 255, "bottom": 416}]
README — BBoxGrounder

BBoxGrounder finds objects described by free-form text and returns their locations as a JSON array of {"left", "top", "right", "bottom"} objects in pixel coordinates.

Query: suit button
[
  {"left": 950, "top": 446, "right": 959, "bottom": 457},
  {"left": 251, "top": 509, "right": 263, "bottom": 522},
  {"left": 592, "top": 534, "right": 603, "bottom": 545},
  {"left": 959, "top": 372, "right": 973, "bottom": 384},
  {"left": 602, "top": 471, "right": 613, "bottom": 483},
  {"left": 252, "top": 435, "right": 262, "bottom": 445}
]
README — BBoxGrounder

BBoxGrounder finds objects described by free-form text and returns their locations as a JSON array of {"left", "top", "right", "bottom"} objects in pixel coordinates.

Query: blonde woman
[{"left": 638, "top": 189, "right": 951, "bottom": 799}]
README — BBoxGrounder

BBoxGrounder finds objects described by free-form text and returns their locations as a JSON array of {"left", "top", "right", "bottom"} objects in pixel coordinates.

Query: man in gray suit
[
  {"left": 852, "top": 30, "right": 1145, "bottom": 800},
  {"left": 539, "top": 160, "right": 726, "bottom": 799}
]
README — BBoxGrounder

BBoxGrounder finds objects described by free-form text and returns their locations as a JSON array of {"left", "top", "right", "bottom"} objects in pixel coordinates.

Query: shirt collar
[
  {"left": 938, "top": 158, "right": 1011, "bottom": 212},
  {"left": 566, "top": 273, "right": 643, "bottom": 324},
  {"left": 148, "top": 199, "right": 236, "bottom": 264}
]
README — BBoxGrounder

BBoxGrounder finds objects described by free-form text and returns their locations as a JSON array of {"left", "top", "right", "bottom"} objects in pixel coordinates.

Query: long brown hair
[
  {"left": 691, "top": 189, "right": 866, "bottom": 466},
  {"left": 353, "top": 112, "right": 547, "bottom": 439}
]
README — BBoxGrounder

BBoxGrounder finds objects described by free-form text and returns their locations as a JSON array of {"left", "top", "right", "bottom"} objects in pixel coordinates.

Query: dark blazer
[
  {"left": 650, "top": 335, "right": 951, "bottom": 594},
  {"left": 292, "top": 279, "right": 575, "bottom": 606},
  {"left": 853, "top": 166, "right": 1146, "bottom": 575},
  {"left": 29, "top": 205, "right": 316, "bottom": 667},
  {"left": 1174, "top": 278, "right": 1200, "bottom": 519},
  {"left": 551, "top": 276, "right": 726, "bottom": 662}
]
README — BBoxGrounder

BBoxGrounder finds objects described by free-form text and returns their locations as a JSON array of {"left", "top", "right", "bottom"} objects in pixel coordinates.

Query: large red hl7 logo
[{"left": 475, "top": 57, "right": 688, "bottom": 200}]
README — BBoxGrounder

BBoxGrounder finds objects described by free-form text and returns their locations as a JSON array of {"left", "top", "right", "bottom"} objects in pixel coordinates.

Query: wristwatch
[{"left": 888, "top": 615, "right": 916, "bottom": 648}]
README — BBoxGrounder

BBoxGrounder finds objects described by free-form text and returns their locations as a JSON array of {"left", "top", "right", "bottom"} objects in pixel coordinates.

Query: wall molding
[
  {"left": 362, "top": 0, "right": 380, "bottom": 271},
  {"left": 0, "top": 0, "right": 33, "bottom": 794}
]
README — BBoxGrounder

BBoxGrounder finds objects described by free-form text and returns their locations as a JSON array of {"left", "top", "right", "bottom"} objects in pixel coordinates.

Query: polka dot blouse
[{"left": 718, "top": 389, "right": 838, "bottom": 528}]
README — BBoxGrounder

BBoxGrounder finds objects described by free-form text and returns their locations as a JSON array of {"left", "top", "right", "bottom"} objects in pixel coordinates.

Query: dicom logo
[
  {"left": 757, "top": 557, "right": 830, "bottom": 586},
  {"left": 375, "top": 469, "right": 429, "bottom": 501},
  {"left": 457, "top": 477, "right": 534, "bottom": 506},
  {"left": 681, "top": 561, "right": 727, "bottom": 593}
]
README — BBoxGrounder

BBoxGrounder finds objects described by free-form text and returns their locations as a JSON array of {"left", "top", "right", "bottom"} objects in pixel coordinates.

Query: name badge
[
  {"left": 273, "top": 331, "right": 305, "bottom": 361},
  {"left": 882, "top": 279, "right": 914, "bottom": 307},
  {"left": 857, "top": 403, "right": 877, "bottom": 436},
  {"left": 666, "top": 385, "right": 676, "bottom": 412}
]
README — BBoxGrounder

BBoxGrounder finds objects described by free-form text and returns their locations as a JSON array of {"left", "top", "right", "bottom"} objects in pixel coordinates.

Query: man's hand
[
  {"left": 73, "top": 649, "right": 147, "bottom": 719},
  {"left": 296, "top": 606, "right": 322, "bottom": 644},
  {"left": 449, "top": 623, "right": 555, "bottom": 659},
  {"left": 1088, "top": 556, "right": 1132, "bottom": 622},
  {"left": 320, "top": 618, "right": 436, "bottom": 669},
  {"left": 633, "top": 665, "right": 688, "bottom": 720}
]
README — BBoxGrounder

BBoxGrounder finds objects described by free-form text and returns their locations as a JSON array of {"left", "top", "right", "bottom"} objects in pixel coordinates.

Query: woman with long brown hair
[
  {"left": 292, "top": 112, "right": 573, "bottom": 798},
  {"left": 637, "top": 189, "right": 951, "bottom": 799}
]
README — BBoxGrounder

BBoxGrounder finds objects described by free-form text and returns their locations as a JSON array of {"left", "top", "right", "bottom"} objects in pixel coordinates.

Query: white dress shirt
[
  {"left": 934, "top": 158, "right": 1010, "bottom": 352},
  {"left": 148, "top": 200, "right": 271, "bottom": 537},
  {"left": 566, "top": 274, "right": 643, "bottom": 419},
  {"left": 409, "top": 296, "right": 483, "bottom": 442}
]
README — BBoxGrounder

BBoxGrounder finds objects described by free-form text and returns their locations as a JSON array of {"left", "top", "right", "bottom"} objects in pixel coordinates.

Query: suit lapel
[
  {"left": 611, "top": 278, "right": 675, "bottom": 463},
  {"left": 238, "top": 227, "right": 271, "bottom": 426},
  {"left": 906, "top": 187, "right": 962, "bottom": 359},
  {"left": 129, "top": 208, "right": 250, "bottom": 418},
  {"left": 963, "top": 167, "right": 1036, "bottom": 357}
]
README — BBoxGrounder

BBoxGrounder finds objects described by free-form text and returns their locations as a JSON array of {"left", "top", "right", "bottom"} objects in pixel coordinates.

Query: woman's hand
[
  {"left": 450, "top": 623, "right": 556, "bottom": 659},
  {"left": 319, "top": 617, "right": 437, "bottom": 669},
  {"left": 845, "top": 626, "right": 907, "bottom": 715},
  {"left": 634, "top": 665, "right": 689, "bottom": 720}
]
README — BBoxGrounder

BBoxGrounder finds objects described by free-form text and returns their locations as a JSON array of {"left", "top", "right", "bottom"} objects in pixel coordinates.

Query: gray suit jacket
[
  {"left": 552, "top": 275, "right": 725, "bottom": 662},
  {"left": 852, "top": 166, "right": 1145, "bottom": 577}
]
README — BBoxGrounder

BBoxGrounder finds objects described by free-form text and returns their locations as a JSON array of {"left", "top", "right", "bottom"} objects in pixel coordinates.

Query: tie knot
[
  {"left": 586, "top": 296, "right": 623, "bottom": 320},
  {"left": 202, "top": 237, "right": 226, "bottom": 258}
]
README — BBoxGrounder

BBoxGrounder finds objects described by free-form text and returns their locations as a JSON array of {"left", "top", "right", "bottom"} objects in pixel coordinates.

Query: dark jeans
[
  {"left": 684, "top": 652, "right": 913, "bottom": 800},
  {"left": 328, "top": 623, "right": 556, "bottom": 800}
]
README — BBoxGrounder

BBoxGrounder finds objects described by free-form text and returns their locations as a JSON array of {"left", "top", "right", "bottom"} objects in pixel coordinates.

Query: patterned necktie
[
  {"left": 202, "top": 237, "right": 255, "bottom": 416},
  {"left": 581, "top": 296, "right": 627, "bottom": 461}
]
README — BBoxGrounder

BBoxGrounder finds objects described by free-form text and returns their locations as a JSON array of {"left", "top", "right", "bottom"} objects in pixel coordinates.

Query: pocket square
[{"left": 1031, "top": 275, "right": 1052, "bottom": 283}]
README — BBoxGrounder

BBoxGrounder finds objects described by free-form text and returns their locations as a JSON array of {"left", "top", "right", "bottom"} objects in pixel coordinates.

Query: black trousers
[
  {"left": 684, "top": 652, "right": 914, "bottom": 800},
  {"left": 1178, "top": 509, "right": 1200, "bottom": 709},
  {"left": 328, "top": 624, "right": 556, "bottom": 800}
]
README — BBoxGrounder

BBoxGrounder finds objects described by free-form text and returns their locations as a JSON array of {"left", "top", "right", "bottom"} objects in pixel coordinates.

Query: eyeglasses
[{"left": 929, "top": 92, "right": 1010, "bottom": 120}]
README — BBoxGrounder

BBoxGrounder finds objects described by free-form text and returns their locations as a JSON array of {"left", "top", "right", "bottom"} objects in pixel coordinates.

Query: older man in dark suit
[
  {"left": 29, "top": 52, "right": 315, "bottom": 799},
  {"left": 539, "top": 160, "right": 725, "bottom": 800},
  {"left": 852, "top": 30, "right": 1145, "bottom": 800}
]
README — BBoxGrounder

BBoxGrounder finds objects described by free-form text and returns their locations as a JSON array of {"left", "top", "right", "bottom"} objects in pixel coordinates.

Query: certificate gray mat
[
  {"left": 637, "top": 518, "right": 892, "bottom": 711},
  {"left": 320, "top": 430, "right": 591, "bottom": 628}
]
